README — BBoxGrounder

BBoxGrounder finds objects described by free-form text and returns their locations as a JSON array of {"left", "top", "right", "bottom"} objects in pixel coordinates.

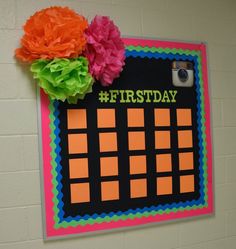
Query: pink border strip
[
  {"left": 40, "top": 38, "right": 213, "bottom": 238},
  {"left": 200, "top": 44, "right": 213, "bottom": 213},
  {"left": 122, "top": 38, "right": 201, "bottom": 50},
  {"left": 40, "top": 91, "right": 55, "bottom": 237}
]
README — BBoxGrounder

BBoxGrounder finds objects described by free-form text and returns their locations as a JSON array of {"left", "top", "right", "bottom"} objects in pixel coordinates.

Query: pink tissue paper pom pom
[{"left": 84, "top": 15, "right": 125, "bottom": 86}]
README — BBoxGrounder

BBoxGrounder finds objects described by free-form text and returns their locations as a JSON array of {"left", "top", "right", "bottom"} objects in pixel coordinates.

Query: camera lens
[{"left": 178, "top": 69, "right": 189, "bottom": 82}]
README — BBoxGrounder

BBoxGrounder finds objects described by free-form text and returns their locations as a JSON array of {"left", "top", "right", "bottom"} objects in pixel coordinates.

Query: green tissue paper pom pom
[{"left": 31, "top": 57, "right": 94, "bottom": 104}]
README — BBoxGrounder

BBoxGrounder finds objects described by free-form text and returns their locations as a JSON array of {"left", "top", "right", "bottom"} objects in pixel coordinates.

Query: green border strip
[{"left": 48, "top": 100, "right": 61, "bottom": 227}]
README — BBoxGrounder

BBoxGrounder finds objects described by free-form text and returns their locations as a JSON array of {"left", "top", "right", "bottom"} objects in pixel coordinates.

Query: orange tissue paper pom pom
[{"left": 15, "top": 6, "right": 88, "bottom": 62}]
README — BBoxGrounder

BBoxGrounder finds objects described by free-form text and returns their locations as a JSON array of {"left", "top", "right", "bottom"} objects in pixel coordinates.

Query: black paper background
[{"left": 57, "top": 56, "right": 200, "bottom": 218}]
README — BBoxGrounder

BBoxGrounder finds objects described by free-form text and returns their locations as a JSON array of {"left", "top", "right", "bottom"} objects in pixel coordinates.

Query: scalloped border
[
  {"left": 40, "top": 38, "right": 213, "bottom": 238},
  {"left": 51, "top": 50, "right": 206, "bottom": 228}
]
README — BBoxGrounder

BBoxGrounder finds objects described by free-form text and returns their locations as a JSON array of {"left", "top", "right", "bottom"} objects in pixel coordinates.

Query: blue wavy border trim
[
  {"left": 51, "top": 50, "right": 206, "bottom": 224},
  {"left": 53, "top": 101, "right": 65, "bottom": 220}
]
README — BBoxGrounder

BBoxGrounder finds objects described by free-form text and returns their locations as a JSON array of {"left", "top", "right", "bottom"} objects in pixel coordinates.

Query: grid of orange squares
[
  {"left": 127, "top": 109, "right": 148, "bottom": 199},
  {"left": 97, "top": 109, "right": 120, "bottom": 201},
  {"left": 67, "top": 109, "right": 91, "bottom": 204},
  {"left": 66, "top": 107, "right": 196, "bottom": 204},
  {"left": 176, "top": 108, "right": 195, "bottom": 193},
  {"left": 129, "top": 155, "right": 147, "bottom": 198},
  {"left": 154, "top": 108, "right": 173, "bottom": 196},
  {"left": 154, "top": 108, "right": 171, "bottom": 150},
  {"left": 177, "top": 108, "right": 193, "bottom": 149},
  {"left": 127, "top": 108, "right": 146, "bottom": 151},
  {"left": 154, "top": 108, "right": 195, "bottom": 195}
]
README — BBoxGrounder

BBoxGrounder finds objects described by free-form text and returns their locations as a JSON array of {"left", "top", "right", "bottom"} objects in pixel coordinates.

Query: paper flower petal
[
  {"left": 15, "top": 6, "right": 88, "bottom": 62},
  {"left": 84, "top": 15, "right": 125, "bottom": 86},
  {"left": 31, "top": 57, "right": 94, "bottom": 103}
]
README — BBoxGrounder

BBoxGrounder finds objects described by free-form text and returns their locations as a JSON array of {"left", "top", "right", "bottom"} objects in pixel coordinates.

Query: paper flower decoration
[
  {"left": 31, "top": 57, "right": 94, "bottom": 103},
  {"left": 15, "top": 6, "right": 88, "bottom": 62},
  {"left": 15, "top": 7, "right": 125, "bottom": 102},
  {"left": 84, "top": 15, "right": 125, "bottom": 86}
]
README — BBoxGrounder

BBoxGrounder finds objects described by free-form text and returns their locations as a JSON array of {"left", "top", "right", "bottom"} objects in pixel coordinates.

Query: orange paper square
[
  {"left": 154, "top": 108, "right": 170, "bottom": 126},
  {"left": 67, "top": 109, "right": 87, "bottom": 129},
  {"left": 101, "top": 181, "right": 119, "bottom": 201},
  {"left": 97, "top": 109, "right": 116, "bottom": 128},
  {"left": 69, "top": 158, "right": 89, "bottom": 179},
  {"left": 68, "top": 134, "right": 88, "bottom": 154},
  {"left": 129, "top": 155, "right": 147, "bottom": 175},
  {"left": 156, "top": 154, "right": 172, "bottom": 172},
  {"left": 157, "top": 176, "right": 173, "bottom": 195},
  {"left": 100, "top": 157, "right": 118, "bottom": 176},
  {"left": 178, "top": 130, "right": 193, "bottom": 148},
  {"left": 99, "top": 132, "right": 117, "bottom": 152},
  {"left": 177, "top": 109, "right": 192, "bottom": 126},
  {"left": 127, "top": 108, "right": 144, "bottom": 127},
  {"left": 130, "top": 179, "right": 147, "bottom": 198},
  {"left": 155, "top": 131, "right": 171, "bottom": 149},
  {"left": 70, "top": 183, "right": 90, "bottom": 203},
  {"left": 179, "top": 152, "right": 194, "bottom": 170},
  {"left": 128, "top": 131, "right": 146, "bottom": 151},
  {"left": 180, "top": 175, "right": 195, "bottom": 193}
]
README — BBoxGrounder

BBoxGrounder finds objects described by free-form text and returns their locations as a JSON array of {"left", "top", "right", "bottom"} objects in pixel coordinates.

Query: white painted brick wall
[{"left": 0, "top": 0, "right": 235, "bottom": 248}]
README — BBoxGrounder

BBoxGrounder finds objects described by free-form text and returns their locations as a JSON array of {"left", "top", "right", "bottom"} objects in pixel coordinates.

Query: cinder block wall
[{"left": 0, "top": 0, "right": 236, "bottom": 248}]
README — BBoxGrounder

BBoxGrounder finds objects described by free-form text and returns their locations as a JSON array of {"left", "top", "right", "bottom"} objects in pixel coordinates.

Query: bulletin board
[{"left": 38, "top": 38, "right": 213, "bottom": 240}]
